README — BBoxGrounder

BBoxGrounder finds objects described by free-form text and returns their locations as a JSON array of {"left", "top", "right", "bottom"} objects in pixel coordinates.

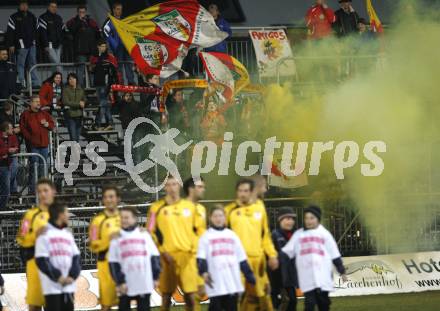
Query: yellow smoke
[{"left": 259, "top": 1, "right": 440, "bottom": 253}]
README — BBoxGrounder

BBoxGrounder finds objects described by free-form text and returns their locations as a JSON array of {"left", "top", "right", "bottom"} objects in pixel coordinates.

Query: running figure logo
[{"left": 116, "top": 117, "right": 192, "bottom": 193}]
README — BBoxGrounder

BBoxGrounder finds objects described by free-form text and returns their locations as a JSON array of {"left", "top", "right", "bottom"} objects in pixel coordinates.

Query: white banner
[
  {"left": 249, "top": 29, "right": 296, "bottom": 78},
  {"left": 0, "top": 269, "right": 206, "bottom": 311},
  {"left": 332, "top": 251, "right": 440, "bottom": 296},
  {"left": 1, "top": 252, "right": 439, "bottom": 310}
]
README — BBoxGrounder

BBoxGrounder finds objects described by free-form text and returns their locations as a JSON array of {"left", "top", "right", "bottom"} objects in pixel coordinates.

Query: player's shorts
[
  {"left": 245, "top": 255, "right": 270, "bottom": 298},
  {"left": 26, "top": 258, "right": 45, "bottom": 307},
  {"left": 159, "top": 251, "right": 198, "bottom": 294},
  {"left": 97, "top": 260, "right": 118, "bottom": 307}
]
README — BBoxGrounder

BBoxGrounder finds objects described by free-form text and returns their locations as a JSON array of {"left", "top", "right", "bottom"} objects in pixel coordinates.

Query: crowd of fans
[
  {"left": 0, "top": 0, "right": 379, "bottom": 209},
  {"left": 306, "top": 0, "right": 375, "bottom": 40}
]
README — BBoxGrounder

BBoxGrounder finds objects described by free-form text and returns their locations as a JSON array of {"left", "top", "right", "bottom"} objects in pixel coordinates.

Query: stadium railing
[
  {"left": 28, "top": 62, "right": 92, "bottom": 95},
  {"left": 1, "top": 194, "right": 439, "bottom": 273},
  {"left": 275, "top": 54, "right": 386, "bottom": 85},
  {"left": 0, "top": 197, "right": 374, "bottom": 273}
]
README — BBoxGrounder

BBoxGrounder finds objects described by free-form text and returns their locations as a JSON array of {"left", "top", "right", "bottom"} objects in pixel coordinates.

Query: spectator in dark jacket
[
  {"left": 39, "top": 71, "right": 63, "bottom": 112},
  {"left": 0, "top": 47, "right": 18, "bottom": 100},
  {"left": 270, "top": 207, "right": 298, "bottom": 311},
  {"left": 0, "top": 101, "right": 15, "bottom": 126},
  {"left": 62, "top": 73, "right": 85, "bottom": 142},
  {"left": 118, "top": 92, "right": 141, "bottom": 131},
  {"left": 19, "top": 95, "right": 54, "bottom": 193},
  {"left": 66, "top": 5, "right": 100, "bottom": 86},
  {"left": 0, "top": 121, "right": 19, "bottom": 209},
  {"left": 90, "top": 39, "right": 119, "bottom": 130},
  {"left": 38, "top": 1, "right": 64, "bottom": 69},
  {"left": 6, "top": 0, "right": 40, "bottom": 88},
  {"left": 103, "top": 2, "right": 135, "bottom": 85},
  {"left": 166, "top": 89, "right": 190, "bottom": 136},
  {"left": 205, "top": 3, "right": 231, "bottom": 53},
  {"left": 333, "top": 0, "right": 360, "bottom": 37},
  {"left": 138, "top": 73, "right": 161, "bottom": 124}
]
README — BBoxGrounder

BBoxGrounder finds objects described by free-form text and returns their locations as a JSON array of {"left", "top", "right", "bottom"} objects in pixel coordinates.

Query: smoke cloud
[{"left": 258, "top": 1, "right": 440, "bottom": 253}]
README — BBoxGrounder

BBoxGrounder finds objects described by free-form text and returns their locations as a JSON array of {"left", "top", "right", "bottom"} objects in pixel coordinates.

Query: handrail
[
  {"left": 275, "top": 53, "right": 386, "bottom": 84},
  {"left": 28, "top": 62, "right": 90, "bottom": 95},
  {"left": 0, "top": 196, "right": 309, "bottom": 216},
  {"left": 12, "top": 152, "right": 48, "bottom": 178}
]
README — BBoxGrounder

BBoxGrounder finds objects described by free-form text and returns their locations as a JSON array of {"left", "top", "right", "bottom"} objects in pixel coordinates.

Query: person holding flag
[
  {"left": 102, "top": 1, "right": 135, "bottom": 85},
  {"left": 205, "top": 3, "right": 232, "bottom": 53},
  {"left": 109, "top": 0, "right": 228, "bottom": 78}
]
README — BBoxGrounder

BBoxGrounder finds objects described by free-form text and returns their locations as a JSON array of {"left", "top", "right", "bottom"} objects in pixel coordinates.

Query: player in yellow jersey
[
  {"left": 147, "top": 176, "right": 203, "bottom": 311},
  {"left": 183, "top": 177, "right": 207, "bottom": 311},
  {"left": 16, "top": 178, "right": 55, "bottom": 311},
  {"left": 225, "top": 178, "right": 279, "bottom": 311},
  {"left": 88, "top": 185, "right": 121, "bottom": 311},
  {"left": 251, "top": 175, "right": 279, "bottom": 310}
]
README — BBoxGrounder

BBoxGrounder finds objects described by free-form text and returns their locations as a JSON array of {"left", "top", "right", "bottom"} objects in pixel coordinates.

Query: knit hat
[
  {"left": 304, "top": 205, "right": 322, "bottom": 221},
  {"left": 277, "top": 207, "right": 297, "bottom": 222},
  {"left": 358, "top": 18, "right": 368, "bottom": 25}
]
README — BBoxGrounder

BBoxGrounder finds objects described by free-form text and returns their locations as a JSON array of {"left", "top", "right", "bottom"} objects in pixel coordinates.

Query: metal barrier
[
  {"left": 28, "top": 62, "right": 91, "bottom": 95},
  {"left": 275, "top": 54, "right": 386, "bottom": 85},
  {"left": 1, "top": 193, "right": 440, "bottom": 273},
  {"left": 0, "top": 195, "right": 421, "bottom": 273},
  {"left": 0, "top": 152, "right": 49, "bottom": 213}
]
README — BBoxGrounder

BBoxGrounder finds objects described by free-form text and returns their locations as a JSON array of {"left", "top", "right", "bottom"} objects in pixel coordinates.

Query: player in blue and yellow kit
[
  {"left": 16, "top": 178, "right": 56, "bottom": 311},
  {"left": 88, "top": 186, "right": 121, "bottom": 311}
]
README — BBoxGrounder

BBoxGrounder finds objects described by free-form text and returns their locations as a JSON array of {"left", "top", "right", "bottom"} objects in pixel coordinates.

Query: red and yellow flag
[
  {"left": 110, "top": 0, "right": 228, "bottom": 77},
  {"left": 366, "top": 0, "right": 383, "bottom": 33},
  {"left": 199, "top": 51, "right": 250, "bottom": 102}
]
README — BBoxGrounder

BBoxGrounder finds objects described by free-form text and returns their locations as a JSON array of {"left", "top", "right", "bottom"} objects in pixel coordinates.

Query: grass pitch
[{"left": 156, "top": 291, "right": 440, "bottom": 311}]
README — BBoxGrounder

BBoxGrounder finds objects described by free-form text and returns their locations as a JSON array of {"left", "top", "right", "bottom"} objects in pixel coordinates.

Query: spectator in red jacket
[
  {"left": 305, "top": 0, "right": 336, "bottom": 40},
  {"left": 0, "top": 121, "right": 19, "bottom": 209},
  {"left": 19, "top": 95, "right": 54, "bottom": 193},
  {"left": 39, "top": 71, "right": 63, "bottom": 112}
]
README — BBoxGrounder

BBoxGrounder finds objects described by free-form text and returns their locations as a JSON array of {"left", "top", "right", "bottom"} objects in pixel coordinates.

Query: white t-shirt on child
[
  {"left": 282, "top": 224, "right": 341, "bottom": 293},
  {"left": 197, "top": 228, "right": 248, "bottom": 298},
  {"left": 108, "top": 227, "right": 159, "bottom": 297},
  {"left": 35, "top": 223, "right": 80, "bottom": 295}
]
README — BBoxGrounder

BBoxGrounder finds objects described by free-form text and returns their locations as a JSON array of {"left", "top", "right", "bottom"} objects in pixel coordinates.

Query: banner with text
[
  {"left": 0, "top": 269, "right": 205, "bottom": 310},
  {"left": 332, "top": 251, "right": 440, "bottom": 296},
  {"left": 1, "top": 252, "right": 439, "bottom": 310},
  {"left": 249, "top": 29, "right": 296, "bottom": 78}
]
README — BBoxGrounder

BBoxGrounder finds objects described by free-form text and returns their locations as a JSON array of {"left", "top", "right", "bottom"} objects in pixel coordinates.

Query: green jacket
[{"left": 62, "top": 86, "right": 85, "bottom": 118}]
